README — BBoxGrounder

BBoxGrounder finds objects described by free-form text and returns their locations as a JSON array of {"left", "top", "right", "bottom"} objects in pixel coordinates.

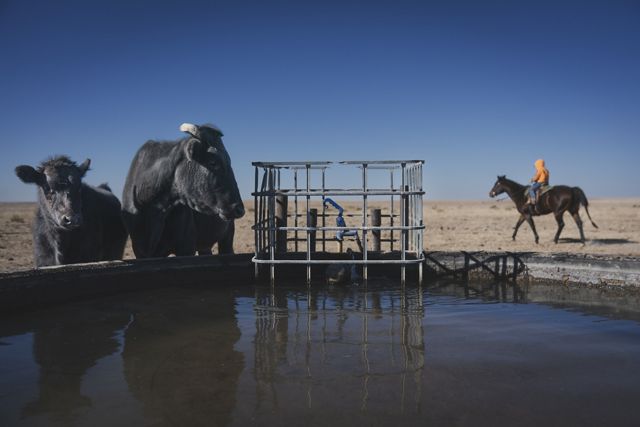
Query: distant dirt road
[{"left": 1, "top": 199, "right": 638, "bottom": 273}]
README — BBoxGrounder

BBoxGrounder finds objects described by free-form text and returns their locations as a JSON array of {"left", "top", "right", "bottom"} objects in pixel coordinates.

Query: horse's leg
[
  {"left": 512, "top": 215, "right": 526, "bottom": 241},
  {"left": 525, "top": 214, "right": 539, "bottom": 244},
  {"left": 571, "top": 212, "right": 586, "bottom": 244},
  {"left": 553, "top": 212, "right": 565, "bottom": 244}
]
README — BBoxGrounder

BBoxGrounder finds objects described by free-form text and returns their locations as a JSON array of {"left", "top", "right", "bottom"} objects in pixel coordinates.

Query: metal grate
[{"left": 252, "top": 160, "right": 425, "bottom": 284}]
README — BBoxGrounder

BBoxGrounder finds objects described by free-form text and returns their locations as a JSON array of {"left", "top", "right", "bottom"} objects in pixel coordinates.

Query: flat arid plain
[{"left": 1, "top": 199, "right": 638, "bottom": 273}]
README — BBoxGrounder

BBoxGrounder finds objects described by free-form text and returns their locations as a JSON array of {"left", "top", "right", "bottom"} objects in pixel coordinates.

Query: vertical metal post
[
  {"left": 418, "top": 162, "right": 424, "bottom": 285},
  {"left": 390, "top": 169, "right": 394, "bottom": 252},
  {"left": 260, "top": 169, "right": 268, "bottom": 257},
  {"left": 404, "top": 184, "right": 409, "bottom": 250},
  {"left": 258, "top": 169, "right": 267, "bottom": 263},
  {"left": 268, "top": 168, "right": 276, "bottom": 284},
  {"left": 322, "top": 168, "right": 326, "bottom": 252},
  {"left": 400, "top": 163, "right": 406, "bottom": 285},
  {"left": 306, "top": 164, "right": 311, "bottom": 284},
  {"left": 362, "top": 163, "right": 368, "bottom": 282},
  {"left": 254, "top": 166, "right": 259, "bottom": 278},
  {"left": 408, "top": 165, "right": 413, "bottom": 253},
  {"left": 294, "top": 169, "right": 299, "bottom": 252}
]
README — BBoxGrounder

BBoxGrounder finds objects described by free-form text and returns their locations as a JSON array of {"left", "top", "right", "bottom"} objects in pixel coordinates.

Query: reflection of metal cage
[
  {"left": 252, "top": 160, "right": 425, "bottom": 284},
  {"left": 251, "top": 285, "right": 426, "bottom": 414}
]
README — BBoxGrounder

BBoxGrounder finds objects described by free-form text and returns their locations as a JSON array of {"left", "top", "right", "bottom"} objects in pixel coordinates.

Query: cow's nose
[
  {"left": 70, "top": 214, "right": 83, "bottom": 226},
  {"left": 231, "top": 203, "right": 245, "bottom": 218},
  {"left": 62, "top": 214, "right": 82, "bottom": 227}
]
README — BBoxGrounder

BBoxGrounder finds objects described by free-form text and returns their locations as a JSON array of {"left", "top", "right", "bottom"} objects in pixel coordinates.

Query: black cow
[
  {"left": 122, "top": 123, "right": 244, "bottom": 258},
  {"left": 15, "top": 156, "right": 127, "bottom": 267}
]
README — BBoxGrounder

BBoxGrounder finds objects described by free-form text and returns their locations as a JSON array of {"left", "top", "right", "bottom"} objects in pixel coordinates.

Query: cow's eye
[{"left": 205, "top": 152, "right": 219, "bottom": 168}]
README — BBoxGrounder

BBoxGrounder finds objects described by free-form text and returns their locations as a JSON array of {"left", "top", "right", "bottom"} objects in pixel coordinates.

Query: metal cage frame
[{"left": 252, "top": 160, "right": 425, "bottom": 284}]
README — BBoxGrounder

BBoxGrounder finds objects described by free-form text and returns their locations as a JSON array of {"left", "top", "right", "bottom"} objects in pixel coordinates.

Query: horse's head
[{"left": 489, "top": 175, "right": 507, "bottom": 198}]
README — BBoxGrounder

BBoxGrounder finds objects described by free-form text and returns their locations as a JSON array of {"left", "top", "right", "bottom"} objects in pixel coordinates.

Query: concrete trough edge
[
  {"left": 0, "top": 254, "right": 254, "bottom": 315},
  {"left": 519, "top": 253, "right": 640, "bottom": 287},
  {"left": 1, "top": 251, "right": 639, "bottom": 315},
  {"left": 424, "top": 251, "right": 640, "bottom": 288}
]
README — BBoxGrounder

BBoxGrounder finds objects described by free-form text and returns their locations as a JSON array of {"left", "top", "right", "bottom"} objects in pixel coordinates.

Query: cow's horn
[{"left": 180, "top": 123, "right": 199, "bottom": 137}]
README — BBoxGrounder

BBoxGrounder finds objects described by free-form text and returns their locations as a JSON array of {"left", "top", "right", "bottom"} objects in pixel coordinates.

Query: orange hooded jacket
[{"left": 531, "top": 159, "right": 549, "bottom": 184}]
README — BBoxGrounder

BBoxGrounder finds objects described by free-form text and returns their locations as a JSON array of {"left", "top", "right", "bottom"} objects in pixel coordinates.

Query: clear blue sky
[{"left": 1, "top": 0, "right": 638, "bottom": 201}]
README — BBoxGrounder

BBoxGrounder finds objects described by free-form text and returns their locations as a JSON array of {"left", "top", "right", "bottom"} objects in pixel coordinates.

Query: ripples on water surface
[{"left": 1, "top": 280, "right": 640, "bottom": 426}]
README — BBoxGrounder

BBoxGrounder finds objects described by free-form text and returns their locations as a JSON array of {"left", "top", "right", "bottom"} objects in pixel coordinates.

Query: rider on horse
[{"left": 528, "top": 158, "right": 549, "bottom": 211}]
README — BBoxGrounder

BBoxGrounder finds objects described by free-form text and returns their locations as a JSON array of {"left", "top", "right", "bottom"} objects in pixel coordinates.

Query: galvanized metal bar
[
  {"left": 306, "top": 164, "right": 311, "bottom": 284},
  {"left": 340, "top": 160, "right": 424, "bottom": 165},
  {"left": 257, "top": 225, "right": 425, "bottom": 232},
  {"left": 252, "top": 189, "right": 424, "bottom": 197},
  {"left": 322, "top": 168, "right": 326, "bottom": 252},
  {"left": 362, "top": 163, "right": 368, "bottom": 281},
  {"left": 254, "top": 166, "right": 259, "bottom": 278},
  {"left": 408, "top": 164, "right": 413, "bottom": 253},
  {"left": 390, "top": 169, "right": 394, "bottom": 252},
  {"left": 418, "top": 163, "right": 424, "bottom": 285},
  {"left": 253, "top": 161, "right": 332, "bottom": 167},
  {"left": 259, "top": 168, "right": 268, "bottom": 258},
  {"left": 401, "top": 162, "right": 406, "bottom": 285},
  {"left": 414, "top": 165, "right": 418, "bottom": 253},
  {"left": 268, "top": 168, "right": 276, "bottom": 284},
  {"left": 252, "top": 257, "right": 425, "bottom": 265},
  {"left": 294, "top": 169, "right": 299, "bottom": 252}
]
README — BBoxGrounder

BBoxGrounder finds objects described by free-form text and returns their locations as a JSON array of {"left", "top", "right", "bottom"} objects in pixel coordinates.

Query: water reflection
[
  {"left": 247, "top": 282, "right": 426, "bottom": 419},
  {"left": 120, "top": 287, "right": 244, "bottom": 427},
  {"left": 0, "top": 305, "right": 130, "bottom": 424},
  {"left": 24, "top": 314, "right": 127, "bottom": 423},
  {"left": 1, "top": 280, "right": 639, "bottom": 426},
  {"left": 430, "top": 280, "right": 528, "bottom": 303}
]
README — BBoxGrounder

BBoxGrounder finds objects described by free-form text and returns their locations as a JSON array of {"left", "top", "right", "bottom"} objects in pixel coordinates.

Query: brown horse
[{"left": 489, "top": 175, "right": 598, "bottom": 244}]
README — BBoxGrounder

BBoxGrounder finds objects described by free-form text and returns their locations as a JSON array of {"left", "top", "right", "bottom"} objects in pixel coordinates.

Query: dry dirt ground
[{"left": 1, "top": 198, "right": 638, "bottom": 273}]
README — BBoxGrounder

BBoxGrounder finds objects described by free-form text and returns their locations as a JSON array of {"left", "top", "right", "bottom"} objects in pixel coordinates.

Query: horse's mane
[{"left": 500, "top": 176, "right": 526, "bottom": 189}]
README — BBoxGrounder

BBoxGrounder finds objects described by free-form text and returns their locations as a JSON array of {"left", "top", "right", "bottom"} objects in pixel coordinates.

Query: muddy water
[{"left": 1, "top": 281, "right": 640, "bottom": 427}]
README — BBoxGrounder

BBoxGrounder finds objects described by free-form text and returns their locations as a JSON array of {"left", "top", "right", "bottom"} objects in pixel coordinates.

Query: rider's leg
[{"left": 529, "top": 182, "right": 541, "bottom": 205}]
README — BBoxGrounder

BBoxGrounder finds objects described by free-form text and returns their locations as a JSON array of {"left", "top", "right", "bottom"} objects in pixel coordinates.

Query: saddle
[
  {"left": 525, "top": 184, "right": 552, "bottom": 213},
  {"left": 524, "top": 184, "right": 553, "bottom": 198}
]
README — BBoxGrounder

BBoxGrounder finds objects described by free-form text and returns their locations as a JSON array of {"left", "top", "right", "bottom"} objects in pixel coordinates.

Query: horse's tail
[{"left": 574, "top": 187, "right": 598, "bottom": 228}]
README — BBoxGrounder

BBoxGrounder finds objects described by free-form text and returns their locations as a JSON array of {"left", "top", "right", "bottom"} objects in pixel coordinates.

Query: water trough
[{"left": 1, "top": 251, "right": 639, "bottom": 315}]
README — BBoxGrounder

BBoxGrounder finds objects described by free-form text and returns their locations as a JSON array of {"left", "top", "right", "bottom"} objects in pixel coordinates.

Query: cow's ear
[
  {"left": 15, "top": 165, "right": 45, "bottom": 186},
  {"left": 78, "top": 159, "right": 91, "bottom": 177},
  {"left": 184, "top": 139, "right": 204, "bottom": 162}
]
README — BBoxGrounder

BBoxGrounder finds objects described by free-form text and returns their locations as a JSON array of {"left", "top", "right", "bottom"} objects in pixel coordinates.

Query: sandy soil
[{"left": 1, "top": 198, "right": 638, "bottom": 273}]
